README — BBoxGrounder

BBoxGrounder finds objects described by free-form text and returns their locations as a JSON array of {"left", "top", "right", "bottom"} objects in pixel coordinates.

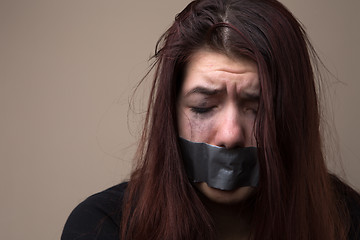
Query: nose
[{"left": 212, "top": 106, "right": 247, "bottom": 149}]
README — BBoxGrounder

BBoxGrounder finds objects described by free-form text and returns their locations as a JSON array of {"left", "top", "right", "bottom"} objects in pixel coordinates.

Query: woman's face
[{"left": 177, "top": 49, "right": 259, "bottom": 204}]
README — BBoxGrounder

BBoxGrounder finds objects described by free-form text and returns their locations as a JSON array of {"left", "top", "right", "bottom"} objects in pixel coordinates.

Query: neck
[{"left": 201, "top": 195, "right": 254, "bottom": 240}]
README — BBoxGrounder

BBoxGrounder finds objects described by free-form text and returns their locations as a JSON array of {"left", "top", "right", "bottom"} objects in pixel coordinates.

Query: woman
[{"left": 62, "top": 0, "right": 360, "bottom": 239}]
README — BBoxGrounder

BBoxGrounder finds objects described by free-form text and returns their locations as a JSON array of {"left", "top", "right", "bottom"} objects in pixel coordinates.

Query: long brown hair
[{"left": 121, "top": 0, "right": 349, "bottom": 239}]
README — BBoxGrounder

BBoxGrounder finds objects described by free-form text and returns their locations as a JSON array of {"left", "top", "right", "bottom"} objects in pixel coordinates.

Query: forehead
[
  {"left": 186, "top": 49, "right": 256, "bottom": 73},
  {"left": 182, "top": 49, "right": 259, "bottom": 93}
]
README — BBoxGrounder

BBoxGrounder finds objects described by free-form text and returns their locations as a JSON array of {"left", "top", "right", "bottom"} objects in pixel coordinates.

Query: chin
[{"left": 195, "top": 182, "right": 255, "bottom": 205}]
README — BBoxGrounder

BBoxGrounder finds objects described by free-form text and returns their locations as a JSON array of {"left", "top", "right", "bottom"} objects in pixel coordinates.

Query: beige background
[{"left": 1, "top": 0, "right": 359, "bottom": 239}]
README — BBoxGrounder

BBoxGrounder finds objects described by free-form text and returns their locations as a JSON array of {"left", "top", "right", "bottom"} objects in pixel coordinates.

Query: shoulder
[
  {"left": 330, "top": 175, "right": 360, "bottom": 240},
  {"left": 61, "top": 182, "right": 128, "bottom": 240}
]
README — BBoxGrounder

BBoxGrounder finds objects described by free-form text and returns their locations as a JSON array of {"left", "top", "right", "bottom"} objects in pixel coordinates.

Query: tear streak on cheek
[{"left": 189, "top": 118, "right": 214, "bottom": 141}]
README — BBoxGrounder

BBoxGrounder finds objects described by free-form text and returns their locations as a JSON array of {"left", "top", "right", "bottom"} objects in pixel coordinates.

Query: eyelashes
[
  {"left": 190, "top": 107, "right": 214, "bottom": 114},
  {"left": 189, "top": 106, "right": 258, "bottom": 116}
]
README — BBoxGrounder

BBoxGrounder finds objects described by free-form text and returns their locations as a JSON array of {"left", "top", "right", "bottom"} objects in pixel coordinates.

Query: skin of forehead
[
  {"left": 187, "top": 49, "right": 257, "bottom": 74},
  {"left": 182, "top": 49, "right": 259, "bottom": 96}
]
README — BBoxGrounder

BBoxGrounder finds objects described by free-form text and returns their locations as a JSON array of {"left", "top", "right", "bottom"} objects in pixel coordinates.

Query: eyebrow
[
  {"left": 184, "top": 86, "right": 260, "bottom": 101},
  {"left": 184, "top": 87, "right": 224, "bottom": 97}
]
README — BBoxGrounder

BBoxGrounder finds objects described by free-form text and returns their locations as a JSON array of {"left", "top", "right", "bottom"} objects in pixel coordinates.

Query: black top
[
  {"left": 62, "top": 182, "right": 127, "bottom": 240},
  {"left": 61, "top": 179, "right": 360, "bottom": 240}
]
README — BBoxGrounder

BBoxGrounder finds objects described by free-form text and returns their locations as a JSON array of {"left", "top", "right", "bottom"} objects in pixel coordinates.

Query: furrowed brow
[{"left": 184, "top": 87, "right": 224, "bottom": 97}]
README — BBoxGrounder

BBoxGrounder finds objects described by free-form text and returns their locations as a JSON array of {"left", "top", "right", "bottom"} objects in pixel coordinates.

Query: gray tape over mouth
[{"left": 179, "top": 137, "right": 259, "bottom": 191}]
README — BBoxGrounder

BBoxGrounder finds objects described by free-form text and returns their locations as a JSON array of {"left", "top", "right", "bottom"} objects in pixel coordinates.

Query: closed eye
[{"left": 190, "top": 107, "right": 214, "bottom": 114}]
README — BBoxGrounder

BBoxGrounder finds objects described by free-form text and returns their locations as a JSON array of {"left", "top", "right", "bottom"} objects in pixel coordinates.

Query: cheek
[
  {"left": 244, "top": 117, "right": 257, "bottom": 144},
  {"left": 177, "top": 110, "right": 215, "bottom": 142},
  {"left": 191, "top": 119, "right": 214, "bottom": 141}
]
